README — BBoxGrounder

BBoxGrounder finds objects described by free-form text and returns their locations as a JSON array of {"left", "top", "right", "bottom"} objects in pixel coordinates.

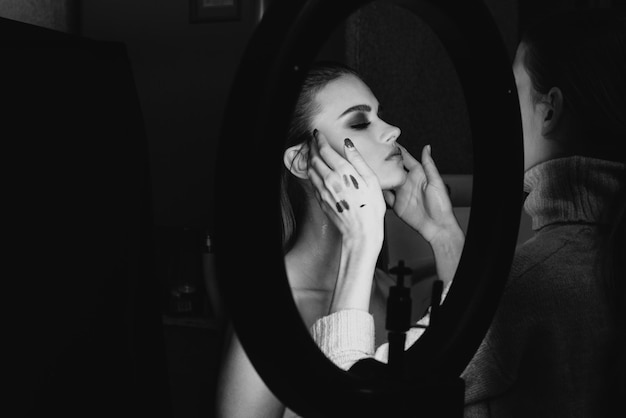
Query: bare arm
[
  {"left": 215, "top": 327, "right": 285, "bottom": 418},
  {"left": 429, "top": 222, "right": 464, "bottom": 286},
  {"left": 307, "top": 132, "right": 387, "bottom": 314}
]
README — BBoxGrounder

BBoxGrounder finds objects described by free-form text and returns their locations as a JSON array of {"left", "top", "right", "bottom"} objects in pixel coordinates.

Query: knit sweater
[{"left": 310, "top": 156, "right": 624, "bottom": 417}]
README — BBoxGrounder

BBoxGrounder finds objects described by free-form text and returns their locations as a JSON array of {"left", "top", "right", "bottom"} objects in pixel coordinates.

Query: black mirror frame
[{"left": 215, "top": 0, "right": 523, "bottom": 416}]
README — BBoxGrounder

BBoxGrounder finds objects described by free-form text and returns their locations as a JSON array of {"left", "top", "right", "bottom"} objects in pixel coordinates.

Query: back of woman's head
[
  {"left": 521, "top": 9, "right": 626, "bottom": 162},
  {"left": 281, "top": 61, "right": 361, "bottom": 252},
  {"left": 523, "top": 9, "right": 626, "bottom": 399}
]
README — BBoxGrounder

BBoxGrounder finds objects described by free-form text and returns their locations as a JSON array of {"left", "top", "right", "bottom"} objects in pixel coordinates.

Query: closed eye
[
  {"left": 351, "top": 121, "right": 371, "bottom": 130},
  {"left": 348, "top": 111, "right": 371, "bottom": 130}
]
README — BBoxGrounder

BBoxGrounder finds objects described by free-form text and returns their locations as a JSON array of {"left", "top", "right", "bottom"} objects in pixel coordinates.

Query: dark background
[{"left": 3, "top": 0, "right": 621, "bottom": 417}]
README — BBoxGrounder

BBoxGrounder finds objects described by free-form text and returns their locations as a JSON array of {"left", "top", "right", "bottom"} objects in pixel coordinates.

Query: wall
[
  {"left": 6, "top": 0, "right": 617, "bottom": 233},
  {"left": 79, "top": 0, "right": 519, "bottom": 231},
  {"left": 345, "top": 0, "right": 518, "bottom": 175},
  {"left": 80, "top": 0, "right": 260, "bottom": 232},
  {"left": 0, "top": 0, "right": 79, "bottom": 33}
]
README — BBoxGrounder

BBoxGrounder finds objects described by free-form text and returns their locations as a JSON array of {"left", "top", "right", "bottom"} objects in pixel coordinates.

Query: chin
[{"left": 379, "top": 169, "right": 408, "bottom": 190}]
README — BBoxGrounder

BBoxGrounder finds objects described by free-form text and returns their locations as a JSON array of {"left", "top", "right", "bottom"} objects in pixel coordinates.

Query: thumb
[{"left": 421, "top": 145, "right": 446, "bottom": 188}]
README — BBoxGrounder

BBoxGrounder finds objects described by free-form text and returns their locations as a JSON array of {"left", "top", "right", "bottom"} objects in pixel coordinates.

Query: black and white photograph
[{"left": 5, "top": 0, "right": 624, "bottom": 417}]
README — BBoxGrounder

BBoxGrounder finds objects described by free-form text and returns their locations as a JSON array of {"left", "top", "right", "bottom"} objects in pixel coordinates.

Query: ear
[
  {"left": 283, "top": 143, "right": 309, "bottom": 180},
  {"left": 540, "top": 86, "right": 564, "bottom": 137}
]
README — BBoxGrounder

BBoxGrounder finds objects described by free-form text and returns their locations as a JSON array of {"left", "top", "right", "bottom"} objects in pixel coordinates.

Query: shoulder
[
  {"left": 510, "top": 224, "right": 598, "bottom": 281},
  {"left": 503, "top": 224, "right": 601, "bottom": 313}
]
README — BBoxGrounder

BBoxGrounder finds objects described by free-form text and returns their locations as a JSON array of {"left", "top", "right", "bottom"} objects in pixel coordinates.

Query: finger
[
  {"left": 421, "top": 145, "right": 446, "bottom": 188},
  {"left": 316, "top": 195, "right": 344, "bottom": 229},
  {"left": 316, "top": 134, "right": 373, "bottom": 192},
  {"left": 306, "top": 131, "right": 316, "bottom": 166},
  {"left": 309, "top": 131, "right": 332, "bottom": 172},
  {"left": 397, "top": 144, "right": 421, "bottom": 171},
  {"left": 309, "top": 166, "right": 349, "bottom": 216},
  {"left": 316, "top": 131, "right": 351, "bottom": 172},
  {"left": 308, "top": 153, "right": 353, "bottom": 218},
  {"left": 343, "top": 138, "right": 378, "bottom": 186},
  {"left": 309, "top": 138, "right": 335, "bottom": 183},
  {"left": 308, "top": 162, "right": 340, "bottom": 201}
]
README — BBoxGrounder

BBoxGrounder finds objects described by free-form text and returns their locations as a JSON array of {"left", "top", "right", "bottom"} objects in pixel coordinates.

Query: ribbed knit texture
[
  {"left": 309, "top": 281, "right": 450, "bottom": 369},
  {"left": 310, "top": 309, "right": 376, "bottom": 371},
  {"left": 308, "top": 156, "right": 624, "bottom": 417},
  {"left": 523, "top": 156, "right": 625, "bottom": 230},
  {"left": 462, "top": 156, "right": 624, "bottom": 417}
]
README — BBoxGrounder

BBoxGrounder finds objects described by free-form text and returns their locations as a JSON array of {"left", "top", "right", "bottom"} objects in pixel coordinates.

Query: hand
[
  {"left": 307, "top": 131, "right": 386, "bottom": 251},
  {"left": 383, "top": 144, "right": 458, "bottom": 244}
]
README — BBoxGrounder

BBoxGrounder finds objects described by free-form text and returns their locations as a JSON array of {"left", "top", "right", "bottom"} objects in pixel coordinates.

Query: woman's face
[
  {"left": 310, "top": 74, "right": 407, "bottom": 190},
  {"left": 513, "top": 43, "right": 548, "bottom": 171}
]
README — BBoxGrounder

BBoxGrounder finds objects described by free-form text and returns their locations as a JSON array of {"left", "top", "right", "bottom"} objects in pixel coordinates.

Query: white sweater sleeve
[
  {"left": 309, "top": 309, "right": 375, "bottom": 371},
  {"left": 309, "top": 281, "right": 450, "bottom": 371},
  {"left": 310, "top": 309, "right": 426, "bottom": 370}
]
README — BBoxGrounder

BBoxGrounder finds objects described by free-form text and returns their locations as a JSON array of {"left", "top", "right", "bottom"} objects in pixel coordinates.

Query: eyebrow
[{"left": 338, "top": 104, "right": 372, "bottom": 119}]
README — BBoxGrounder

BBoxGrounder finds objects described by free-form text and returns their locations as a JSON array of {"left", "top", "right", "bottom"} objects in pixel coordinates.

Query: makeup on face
[
  {"left": 311, "top": 74, "right": 406, "bottom": 189},
  {"left": 341, "top": 105, "right": 372, "bottom": 131},
  {"left": 348, "top": 114, "right": 371, "bottom": 130},
  {"left": 337, "top": 100, "right": 403, "bottom": 165},
  {"left": 340, "top": 104, "right": 387, "bottom": 132}
]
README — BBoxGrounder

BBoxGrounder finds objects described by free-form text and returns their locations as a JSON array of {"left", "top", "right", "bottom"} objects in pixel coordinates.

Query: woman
[
  {"left": 215, "top": 62, "right": 462, "bottom": 417},
  {"left": 310, "top": 9, "right": 626, "bottom": 417}
]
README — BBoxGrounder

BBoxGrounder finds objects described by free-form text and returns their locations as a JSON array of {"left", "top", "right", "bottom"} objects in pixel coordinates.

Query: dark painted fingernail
[
  {"left": 340, "top": 200, "right": 350, "bottom": 210},
  {"left": 344, "top": 138, "right": 354, "bottom": 149},
  {"left": 360, "top": 204, "right": 366, "bottom": 208},
  {"left": 350, "top": 175, "right": 359, "bottom": 189},
  {"left": 336, "top": 202, "right": 344, "bottom": 213}
]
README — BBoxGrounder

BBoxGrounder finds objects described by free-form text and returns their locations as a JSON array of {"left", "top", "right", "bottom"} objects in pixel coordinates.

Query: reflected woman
[
  {"left": 215, "top": 62, "right": 463, "bottom": 417},
  {"left": 309, "top": 9, "right": 626, "bottom": 417}
]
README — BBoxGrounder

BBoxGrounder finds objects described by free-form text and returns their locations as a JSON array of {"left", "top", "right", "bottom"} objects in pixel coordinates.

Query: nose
[{"left": 383, "top": 122, "right": 401, "bottom": 143}]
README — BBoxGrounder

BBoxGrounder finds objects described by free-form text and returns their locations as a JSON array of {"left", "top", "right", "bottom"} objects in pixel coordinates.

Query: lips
[{"left": 385, "top": 147, "right": 402, "bottom": 160}]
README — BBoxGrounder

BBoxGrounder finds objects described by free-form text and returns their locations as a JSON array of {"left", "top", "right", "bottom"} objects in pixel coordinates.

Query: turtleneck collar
[{"left": 523, "top": 156, "right": 625, "bottom": 231}]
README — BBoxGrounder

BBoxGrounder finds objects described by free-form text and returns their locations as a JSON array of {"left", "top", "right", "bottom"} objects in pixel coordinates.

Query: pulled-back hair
[
  {"left": 281, "top": 61, "right": 361, "bottom": 253},
  {"left": 522, "top": 8, "right": 626, "bottom": 399},
  {"left": 521, "top": 9, "right": 626, "bottom": 161}
]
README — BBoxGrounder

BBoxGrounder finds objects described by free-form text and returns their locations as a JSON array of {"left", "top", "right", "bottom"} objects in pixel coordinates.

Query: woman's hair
[
  {"left": 281, "top": 61, "right": 361, "bottom": 252},
  {"left": 522, "top": 8, "right": 626, "bottom": 399},
  {"left": 520, "top": 9, "right": 626, "bottom": 161}
]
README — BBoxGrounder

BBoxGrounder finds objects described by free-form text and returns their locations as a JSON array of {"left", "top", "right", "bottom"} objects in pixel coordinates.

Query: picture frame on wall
[{"left": 190, "top": 0, "right": 241, "bottom": 23}]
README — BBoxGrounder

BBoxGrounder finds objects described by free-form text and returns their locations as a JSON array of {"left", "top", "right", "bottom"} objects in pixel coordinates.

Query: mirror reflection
[
  {"left": 281, "top": 2, "right": 473, "bottom": 353},
  {"left": 217, "top": 1, "right": 625, "bottom": 418}
]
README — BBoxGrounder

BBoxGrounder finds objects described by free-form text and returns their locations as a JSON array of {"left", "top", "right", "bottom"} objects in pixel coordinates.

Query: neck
[
  {"left": 285, "top": 197, "right": 343, "bottom": 292},
  {"left": 523, "top": 156, "right": 626, "bottom": 231}
]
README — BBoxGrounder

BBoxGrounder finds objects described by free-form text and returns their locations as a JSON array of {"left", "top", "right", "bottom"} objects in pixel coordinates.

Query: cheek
[
  {"left": 378, "top": 165, "right": 407, "bottom": 190},
  {"left": 327, "top": 135, "right": 347, "bottom": 156},
  {"left": 518, "top": 92, "right": 538, "bottom": 134},
  {"left": 353, "top": 141, "right": 380, "bottom": 165},
  {"left": 312, "top": 118, "right": 346, "bottom": 155}
]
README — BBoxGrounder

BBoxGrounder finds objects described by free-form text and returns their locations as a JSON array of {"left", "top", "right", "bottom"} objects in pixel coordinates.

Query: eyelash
[
  {"left": 349, "top": 108, "right": 382, "bottom": 130},
  {"left": 351, "top": 121, "right": 371, "bottom": 130}
]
